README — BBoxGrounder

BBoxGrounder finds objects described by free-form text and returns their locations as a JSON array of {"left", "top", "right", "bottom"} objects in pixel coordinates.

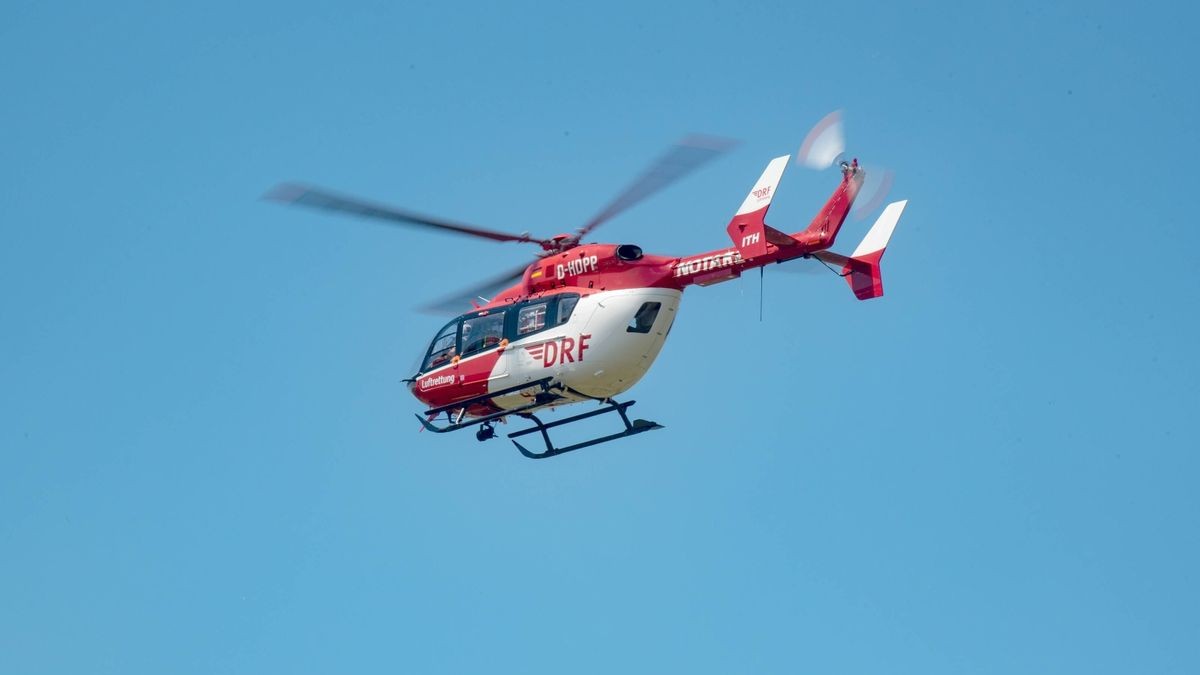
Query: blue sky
[{"left": 2, "top": 1, "right": 1198, "bottom": 673}]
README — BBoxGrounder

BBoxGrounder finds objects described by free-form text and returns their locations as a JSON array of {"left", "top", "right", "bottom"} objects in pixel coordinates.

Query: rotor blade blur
[
  {"left": 574, "top": 134, "right": 737, "bottom": 241},
  {"left": 419, "top": 260, "right": 533, "bottom": 314},
  {"left": 265, "top": 182, "right": 546, "bottom": 246},
  {"left": 852, "top": 167, "right": 895, "bottom": 221},
  {"left": 797, "top": 110, "right": 845, "bottom": 169}
]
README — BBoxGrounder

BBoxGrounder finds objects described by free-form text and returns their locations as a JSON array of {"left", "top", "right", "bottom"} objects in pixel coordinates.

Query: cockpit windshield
[
  {"left": 417, "top": 293, "right": 582, "bottom": 374},
  {"left": 422, "top": 320, "right": 458, "bottom": 371}
]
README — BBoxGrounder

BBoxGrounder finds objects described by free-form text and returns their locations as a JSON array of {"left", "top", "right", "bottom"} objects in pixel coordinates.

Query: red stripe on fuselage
[{"left": 411, "top": 349, "right": 503, "bottom": 411}]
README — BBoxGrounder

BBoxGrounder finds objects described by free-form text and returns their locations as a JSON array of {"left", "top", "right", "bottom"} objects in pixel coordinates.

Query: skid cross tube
[
  {"left": 416, "top": 377, "right": 559, "bottom": 434},
  {"left": 508, "top": 399, "right": 663, "bottom": 459}
]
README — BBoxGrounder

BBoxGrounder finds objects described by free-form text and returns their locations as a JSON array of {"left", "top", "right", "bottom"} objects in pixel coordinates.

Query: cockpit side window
[
  {"left": 555, "top": 294, "right": 580, "bottom": 326},
  {"left": 460, "top": 311, "right": 506, "bottom": 357},
  {"left": 517, "top": 303, "right": 548, "bottom": 336},
  {"left": 423, "top": 320, "right": 458, "bottom": 371}
]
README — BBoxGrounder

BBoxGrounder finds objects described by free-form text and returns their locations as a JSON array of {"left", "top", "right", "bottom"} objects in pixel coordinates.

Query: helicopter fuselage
[
  {"left": 410, "top": 284, "right": 682, "bottom": 417},
  {"left": 409, "top": 157, "right": 869, "bottom": 422}
]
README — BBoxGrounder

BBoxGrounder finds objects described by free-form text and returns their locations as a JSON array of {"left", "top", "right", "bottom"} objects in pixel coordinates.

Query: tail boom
[
  {"left": 790, "top": 159, "right": 865, "bottom": 249},
  {"left": 671, "top": 155, "right": 901, "bottom": 301}
]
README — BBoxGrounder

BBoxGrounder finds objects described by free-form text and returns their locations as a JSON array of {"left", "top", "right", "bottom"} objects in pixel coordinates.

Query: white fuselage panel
[{"left": 488, "top": 288, "right": 681, "bottom": 410}]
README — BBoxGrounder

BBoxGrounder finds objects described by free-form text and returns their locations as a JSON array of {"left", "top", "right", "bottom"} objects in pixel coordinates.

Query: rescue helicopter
[{"left": 267, "top": 132, "right": 907, "bottom": 458}]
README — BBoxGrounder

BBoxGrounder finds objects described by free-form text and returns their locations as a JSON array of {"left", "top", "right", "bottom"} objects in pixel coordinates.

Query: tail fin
[
  {"left": 814, "top": 200, "right": 907, "bottom": 300},
  {"left": 725, "top": 156, "right": 798, "bottom": 260}
]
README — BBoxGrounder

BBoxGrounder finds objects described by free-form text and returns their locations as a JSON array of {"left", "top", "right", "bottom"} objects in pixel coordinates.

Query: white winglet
[
  {"left": 851, "top": 200, "right": 907, "bottom": 257},
  {"left": 734, "top": 155, "right": 790, "bottom": 216}
]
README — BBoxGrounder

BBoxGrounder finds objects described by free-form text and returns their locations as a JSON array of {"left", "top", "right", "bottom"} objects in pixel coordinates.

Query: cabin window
[
  {"left": 423, "top": 320, "right": 458, "bottom": 370},
  {"left": 627, "top": 302, "right": 661, "bottom": 334},
  {"left": 517, "top": 303, "right": 548, "bottom": 336},
  {"left": 461, "top": 311, "right": 506, "bottom": 357},
  {"left": 556, "top": 295, "right": 580, "bottom": 326}
]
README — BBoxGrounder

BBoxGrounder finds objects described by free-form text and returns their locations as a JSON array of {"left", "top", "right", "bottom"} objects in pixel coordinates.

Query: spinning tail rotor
[
  {"left": 797, "top": 109, "right": 846, "bottom": 170},
  {"left": 796, "top": 109, "right": 896, "bottom": 221},
  {"left": 780, "top": 110, "right": 907, "bottom": 296}
]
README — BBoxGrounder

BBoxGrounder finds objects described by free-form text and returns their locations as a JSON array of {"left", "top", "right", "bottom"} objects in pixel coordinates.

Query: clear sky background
[{"left": 3, "top": 1, "right": 1198, "bottom": 673}]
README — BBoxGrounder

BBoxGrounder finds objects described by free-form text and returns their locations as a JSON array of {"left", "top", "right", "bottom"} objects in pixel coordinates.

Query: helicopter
[{"left": 267, "top": 134, "right": 907, "bottom": 458}]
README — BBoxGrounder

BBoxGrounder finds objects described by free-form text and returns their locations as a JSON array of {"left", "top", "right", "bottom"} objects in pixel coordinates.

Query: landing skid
[
  {"left": 509, "top": 399, "right": 663, "bottom": 459},
  {"left": 414, "top": 377, "right": 663, "bottom": 459}
]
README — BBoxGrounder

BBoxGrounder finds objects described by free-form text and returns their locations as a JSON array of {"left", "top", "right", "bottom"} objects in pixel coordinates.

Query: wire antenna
[{"left": 759, "top": 266, "right": 764, "bottom": 322}]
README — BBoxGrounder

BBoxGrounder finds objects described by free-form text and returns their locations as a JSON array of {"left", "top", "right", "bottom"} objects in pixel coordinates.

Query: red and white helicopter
[{"left": 269, "top": 130, "right": 907, "bottom": 458}]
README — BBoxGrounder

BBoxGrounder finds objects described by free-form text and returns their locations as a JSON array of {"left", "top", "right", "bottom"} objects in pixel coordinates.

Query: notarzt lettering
[{"left": 673, "top": 250, "right": 743, "bottom": 278}]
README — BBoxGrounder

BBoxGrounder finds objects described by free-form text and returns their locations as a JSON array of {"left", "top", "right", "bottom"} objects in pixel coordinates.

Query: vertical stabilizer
[
  {"left": 726, "top": 155, "right": 791, "bottom": 260},
  {"left": 813, "top": 199, "right": 907, "bottom": 300}
]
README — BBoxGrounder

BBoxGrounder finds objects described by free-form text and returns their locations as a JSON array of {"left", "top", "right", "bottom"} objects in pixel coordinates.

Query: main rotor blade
[
  {"left": 419, "top": 260, "right": 534, "bottom": 314},
  {"left": 265, "top": 182, "right": 546, "bottom": 246},
  {"left": 573, "top": 134, "right": 737, "bottom": 242}
]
